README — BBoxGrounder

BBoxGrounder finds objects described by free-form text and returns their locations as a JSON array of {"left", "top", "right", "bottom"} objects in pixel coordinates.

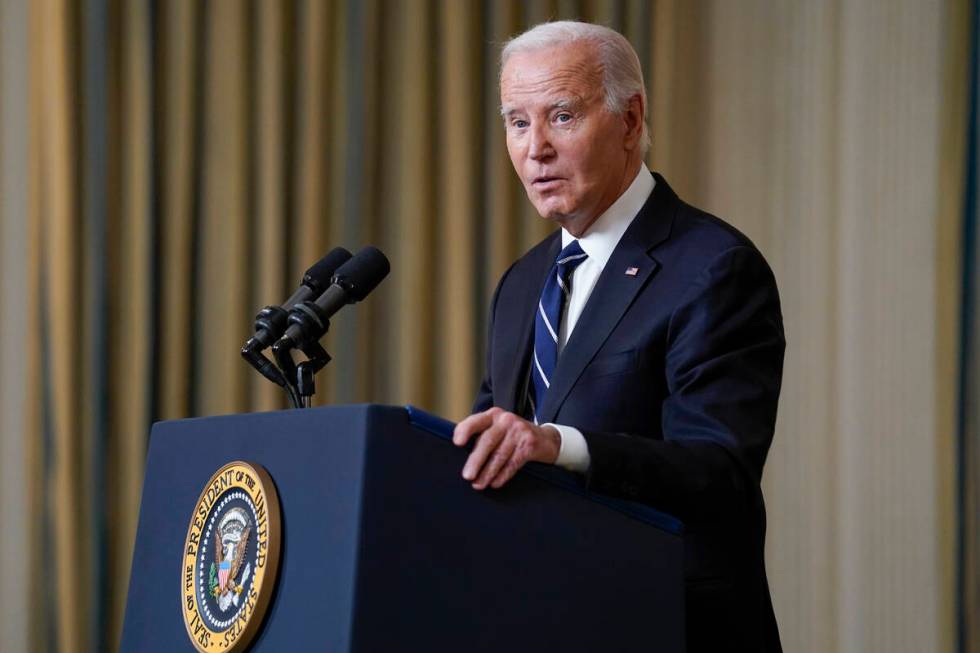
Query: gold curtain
[
  {"left": 25, "top": 1, "right": 658, "bottom": 650},
  {"left": 16, "top": 0, "right": 971, "bottom": 652}
]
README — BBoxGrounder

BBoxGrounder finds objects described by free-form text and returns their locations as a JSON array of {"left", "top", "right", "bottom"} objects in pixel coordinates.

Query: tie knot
[{"left": 556, "top": 240, "right": 588, "bottom": 276}]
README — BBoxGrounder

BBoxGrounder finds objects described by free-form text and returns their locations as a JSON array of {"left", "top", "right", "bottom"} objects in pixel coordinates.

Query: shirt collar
[{"left": 561, "top": 166, "right": 655, "bottom": 268}]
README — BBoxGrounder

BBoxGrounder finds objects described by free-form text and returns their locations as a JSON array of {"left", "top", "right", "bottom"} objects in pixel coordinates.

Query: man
[{"left": 452, "top": 21, "right": 784, "bottom": 651}]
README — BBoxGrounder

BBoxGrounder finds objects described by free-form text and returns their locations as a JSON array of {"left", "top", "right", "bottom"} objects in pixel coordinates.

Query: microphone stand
[
  {"left": 274, "top": 339, "right": 331, "bottom": 409},
  {"left": 242, "top": 304, "right": 305, "bottom": 408},
  {"left": 296, "top": 342, "right": 331, "bottom": 408},
  {"left": 272, "top": 305, "right": 335, "bottom": 409}
]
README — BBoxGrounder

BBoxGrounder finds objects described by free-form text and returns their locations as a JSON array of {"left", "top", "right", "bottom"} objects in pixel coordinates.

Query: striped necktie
[{"left": 530, "top": 240, "right": 588, "bottom": 423}]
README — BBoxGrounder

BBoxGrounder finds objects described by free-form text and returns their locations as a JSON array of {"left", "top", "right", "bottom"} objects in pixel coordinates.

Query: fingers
[
  {"left": 472, "top": 436, "right": 517, "bottom": 490},
  {"left": 489, "top": 452, "right": 525, "bottom": 489},
  {"left": 454, "top": 409, "right": 561, "bottom": 490},
  {"left": 457, "top": 409, "right": 549, "bottom": 490},
  {"left": 489, "top": 428, "right": 547, "bottom": 489},
  {"left": 462, "top": 425, "right": 505, "bottom": 482},
  {"left": 452, "top": 408, "right": 499, "bottom": 447}
]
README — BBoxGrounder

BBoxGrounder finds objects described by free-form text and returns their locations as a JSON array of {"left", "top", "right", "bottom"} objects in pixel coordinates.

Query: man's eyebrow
[{"left": 499, "top": 98, "right": 580, "bottom": 118}]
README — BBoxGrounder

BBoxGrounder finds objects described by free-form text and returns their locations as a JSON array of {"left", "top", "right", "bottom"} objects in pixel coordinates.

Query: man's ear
[{"left": 622, "top": 93, "right": 645, "bottom": 150}]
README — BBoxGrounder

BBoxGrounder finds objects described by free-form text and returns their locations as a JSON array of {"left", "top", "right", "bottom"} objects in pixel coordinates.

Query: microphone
[
  {"left": 274, "top": 246, "right": 390, "bottom": 350},
  {"left": 241, "top": 247, "right": 353, "bottom": 385}
]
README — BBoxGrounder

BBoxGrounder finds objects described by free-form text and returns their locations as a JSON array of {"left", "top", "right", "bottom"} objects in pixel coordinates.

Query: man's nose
[{"left": 528, "top": 124, "right": 555, "bottom": 161}]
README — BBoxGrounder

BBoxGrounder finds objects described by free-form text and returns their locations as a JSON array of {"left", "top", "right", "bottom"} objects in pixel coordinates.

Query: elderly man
[{"left": 452, "top": 21, "right": 784, "bottom": 651}]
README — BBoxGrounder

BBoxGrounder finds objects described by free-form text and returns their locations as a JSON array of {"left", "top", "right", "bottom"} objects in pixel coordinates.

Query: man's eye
[
  {"left": 556, "top": 113, "right": 572, "bottom": 123},
  {"left": 513, "top": 119, "right": 528, "bottom": 129}
]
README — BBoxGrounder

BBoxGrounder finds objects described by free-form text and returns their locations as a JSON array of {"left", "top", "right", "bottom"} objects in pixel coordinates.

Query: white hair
[{"left": 501, "top": 21, "right": 650, "bottom": 155}]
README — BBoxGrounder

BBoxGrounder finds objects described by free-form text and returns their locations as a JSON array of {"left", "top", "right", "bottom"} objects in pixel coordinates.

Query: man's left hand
[{"left": 452, "top": 407, "right": 561, "bottom": 490}]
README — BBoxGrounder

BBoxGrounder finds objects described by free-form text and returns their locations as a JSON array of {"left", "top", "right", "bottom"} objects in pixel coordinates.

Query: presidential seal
[{"left": 181, "top": 461, "right": 281, "bottom": 653}]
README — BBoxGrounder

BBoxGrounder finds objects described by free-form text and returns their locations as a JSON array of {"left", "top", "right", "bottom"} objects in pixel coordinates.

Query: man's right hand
[{"left": 452, "top": 407, "right": 561, "bottom": 491}]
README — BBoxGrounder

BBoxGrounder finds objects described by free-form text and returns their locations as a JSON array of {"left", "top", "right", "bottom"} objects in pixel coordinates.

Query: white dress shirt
[{"left": 545, "top": 166, "right": 656, "bottom": 473}]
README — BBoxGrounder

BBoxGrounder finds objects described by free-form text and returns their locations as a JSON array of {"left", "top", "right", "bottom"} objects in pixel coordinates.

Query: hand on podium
[{"left": 452, "top": 407, "right": 561, "bottom": 491}]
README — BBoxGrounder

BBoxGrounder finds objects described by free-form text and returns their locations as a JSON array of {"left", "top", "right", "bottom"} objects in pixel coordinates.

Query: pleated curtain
[{"left": 6, "top": 0, "right": 972, "bottom": 651}]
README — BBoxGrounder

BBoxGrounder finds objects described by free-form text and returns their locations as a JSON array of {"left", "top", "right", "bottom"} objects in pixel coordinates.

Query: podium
[{"left": 120, "top": 405, "right": 685, "bottom": 651}]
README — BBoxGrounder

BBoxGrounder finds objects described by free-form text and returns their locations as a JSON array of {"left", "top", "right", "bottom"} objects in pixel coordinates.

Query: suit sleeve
[{"left": 582, "top": 245, "right": 785, "bottom": 526}]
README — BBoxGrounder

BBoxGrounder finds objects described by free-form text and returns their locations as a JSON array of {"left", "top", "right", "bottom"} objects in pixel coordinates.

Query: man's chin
[
  {"left": 533, "top": 205, "right": 600, "bottom": 237},
  {"left": 531, "top": 200, "right": 572, "bottom": 222}
]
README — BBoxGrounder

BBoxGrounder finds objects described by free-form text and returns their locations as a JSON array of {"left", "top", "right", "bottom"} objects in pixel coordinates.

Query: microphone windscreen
[
  {"left": 334, "top": 246, "right": 390, "bottom": 301},
  {"left": 303, "top": 247, "right": 353, "bottom": 294}
]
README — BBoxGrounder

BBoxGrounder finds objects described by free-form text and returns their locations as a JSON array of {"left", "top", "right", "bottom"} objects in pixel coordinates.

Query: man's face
[{"left": 500, "top": 42, "right": 637, "bottom": 235}]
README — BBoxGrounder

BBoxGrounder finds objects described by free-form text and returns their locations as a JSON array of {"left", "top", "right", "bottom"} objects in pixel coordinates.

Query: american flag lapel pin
[{"left": 625, "top": 266, "right": 639, "bottom": 276}]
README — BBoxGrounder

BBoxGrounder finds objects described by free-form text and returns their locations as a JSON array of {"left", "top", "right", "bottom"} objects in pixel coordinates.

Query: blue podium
[{"left": 120, "top": 404, "right": 684, "bottom": 651}]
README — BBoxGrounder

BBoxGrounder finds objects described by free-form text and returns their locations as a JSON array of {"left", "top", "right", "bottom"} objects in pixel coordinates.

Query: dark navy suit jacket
[{"left": 474, "top": 173, "right": 784, "bottom": 651}]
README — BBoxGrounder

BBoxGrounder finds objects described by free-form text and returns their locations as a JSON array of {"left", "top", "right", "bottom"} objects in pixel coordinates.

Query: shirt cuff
[{"left": 543, "top": 423, "right": 591, "bottom": 474}]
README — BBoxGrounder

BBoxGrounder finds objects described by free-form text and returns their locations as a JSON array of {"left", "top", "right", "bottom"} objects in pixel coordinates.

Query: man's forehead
[{"left": 500, "top": 43, "right": 602, "bottom": 109}]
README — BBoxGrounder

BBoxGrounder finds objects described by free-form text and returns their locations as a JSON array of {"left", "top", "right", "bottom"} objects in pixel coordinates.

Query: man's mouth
[{"left": 531, "top": 176, "right": 564, "bottom": 188}]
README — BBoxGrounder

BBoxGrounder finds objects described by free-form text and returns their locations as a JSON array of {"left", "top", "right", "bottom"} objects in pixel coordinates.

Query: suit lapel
[
  {"left": 536, "top": 173, "right": 677, "bottom": 423},
  {"left": 498, "top": 235, "right": 561, "bottom": 413}
]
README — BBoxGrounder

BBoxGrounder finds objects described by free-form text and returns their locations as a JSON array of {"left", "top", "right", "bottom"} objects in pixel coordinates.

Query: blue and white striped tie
[{"left": 530, "top": 240, "right": 588, "bottom": 423}]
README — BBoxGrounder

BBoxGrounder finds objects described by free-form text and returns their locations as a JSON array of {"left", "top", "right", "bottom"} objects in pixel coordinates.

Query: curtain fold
[
  {"left": 156, "top": 0, "right": 200, "bottom": 422},
  {"left": 252, "top": 0, "right": 290, "bottom": 412},
  {"left": 31, "top": 0, "right": 88, "bottom": 650},
  {"left": 434, "top": 0, "right": 480, "bottom": 417},
  {"left": 0, "top": 0, "right": 33, "bottom": 650}
]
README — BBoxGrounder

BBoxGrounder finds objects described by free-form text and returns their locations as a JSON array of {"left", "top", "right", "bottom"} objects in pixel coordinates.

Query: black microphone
[
  {"left": 242, "top": 247, "right": 353, "bottom": 385},
  {"left": 274, "top": 246, "right": 390, "bottom": 350}
]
